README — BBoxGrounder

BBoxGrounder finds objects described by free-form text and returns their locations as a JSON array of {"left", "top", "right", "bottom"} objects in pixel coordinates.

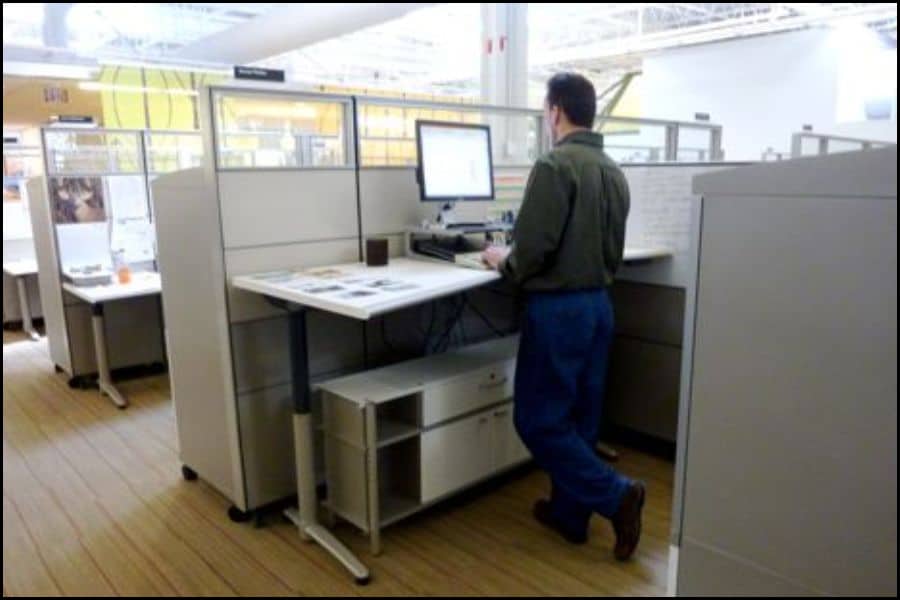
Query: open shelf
[
  {"left": 377, "top": 418, "right": 421, "bottom": 448},
  {"left": 377, "top": 436, "right": 421, "bottom": 527},
  {"left": 376, "top": 393, "right": 421, "bottom": 448},
  {"left": 380, "top": 494, "right": 423, "bottom": 528}
]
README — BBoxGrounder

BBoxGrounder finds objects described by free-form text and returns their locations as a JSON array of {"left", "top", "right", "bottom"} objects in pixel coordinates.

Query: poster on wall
[
  {"left": 3, "top": 155, "right": 26, "bottom": 178},
  {"left": 3, "top": 181, "right": 22, "bottom": 203},
  {"left": 50, "top": 177, "right": 106, "bottom": 224}
]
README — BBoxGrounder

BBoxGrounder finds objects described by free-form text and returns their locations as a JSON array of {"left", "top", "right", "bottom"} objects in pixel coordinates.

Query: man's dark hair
[{"left": 546, "top": 73, "right": 596, "bottom": 128}]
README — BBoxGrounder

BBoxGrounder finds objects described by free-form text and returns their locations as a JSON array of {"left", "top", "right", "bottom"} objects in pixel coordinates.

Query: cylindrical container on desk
[
  {"left": 365, "top": 238, "right": 389, "bottom": 267},
  {"left": 112, "top": 249, "right": 131, "bottom": 284}
]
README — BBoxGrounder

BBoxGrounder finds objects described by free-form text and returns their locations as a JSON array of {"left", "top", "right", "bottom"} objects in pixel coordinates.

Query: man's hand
[{"left": 481, "top": 245, "right": 510, "bottom": 271}]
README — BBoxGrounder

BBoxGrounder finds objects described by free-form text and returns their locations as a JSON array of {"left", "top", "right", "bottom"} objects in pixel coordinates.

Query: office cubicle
[
  {"left": 154, "top": 81, "right": 734, "bottom": 534},
  {"left": 3, "top": 135, "right": 44, "bottom": 325},
  {"left": 30, "top": 127, "right": 165, "bottom": 380}
]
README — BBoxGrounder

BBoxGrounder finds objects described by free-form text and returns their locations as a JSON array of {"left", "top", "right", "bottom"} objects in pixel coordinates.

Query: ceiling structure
[{"left": 3, "top": 3, "right": 897, "bottom": 102}]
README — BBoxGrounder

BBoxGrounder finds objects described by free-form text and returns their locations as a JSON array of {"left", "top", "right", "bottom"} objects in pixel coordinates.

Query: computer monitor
[{"left": 416, "top": 120, "right": 494, "bottom": 202}]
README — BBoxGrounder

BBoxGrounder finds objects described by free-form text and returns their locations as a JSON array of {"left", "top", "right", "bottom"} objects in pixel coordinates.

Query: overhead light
[
  {"left": 97, "top": 57, "right": 231, "bottom": 76},
  {"left": 3, "top": 61, "right": 100, "bottom": 80},
  {"left": 78, "top": 81, "right": 199, "bottom": 96}
]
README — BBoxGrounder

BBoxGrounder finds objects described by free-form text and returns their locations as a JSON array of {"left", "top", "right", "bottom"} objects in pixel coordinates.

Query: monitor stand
[{"left": 435, "top": 200, "right": 460, "bottom": 227}]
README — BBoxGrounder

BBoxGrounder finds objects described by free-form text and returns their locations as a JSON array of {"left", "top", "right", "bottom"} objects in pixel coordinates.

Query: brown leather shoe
[
  {"left": 533, "top": 499, "right": 588, "bottom": 545},
  {"left": 611, "top": 481, "right": 645, "bottom": 561}
]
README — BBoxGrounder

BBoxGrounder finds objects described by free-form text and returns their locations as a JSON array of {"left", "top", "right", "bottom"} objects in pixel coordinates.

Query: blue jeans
[{"left": 514, "top": 289, "right": 631, "bottom": 534}]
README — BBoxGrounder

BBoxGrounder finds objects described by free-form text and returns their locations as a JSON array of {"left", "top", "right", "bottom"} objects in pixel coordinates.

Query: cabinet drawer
[
  {"left": 492, "top": 404, "right": 530, "bottom": 471},
  {"left": 421, "top": 360, "right": 514, "bottom": 427},
  {"left": 420, "top": 410, "right": 494, "bottom": 503}
]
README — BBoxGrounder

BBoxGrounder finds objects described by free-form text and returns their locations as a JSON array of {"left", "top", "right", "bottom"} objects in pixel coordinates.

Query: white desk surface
[
  {"left": 62, "top": 271, "right": 162, "bottom": 304},
  {"left": 3, "top": 259, "right": 39, "bottom": 277},
  {"left": 231, "top": 248, "right": 671, "bottom": 321},
  {"left": 232, "top": 258, "right": 500, "bottom": 321}
]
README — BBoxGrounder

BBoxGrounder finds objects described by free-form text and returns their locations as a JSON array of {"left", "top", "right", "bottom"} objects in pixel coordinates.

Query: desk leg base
[
  {"left": 99, "top": 380, "right": 128, "bottom": 409},
  {"left": 284, "top": 508, "right": 370, "bottom": 584},
  {"left": 16, "top": 277, "right": 39, "bottom": 342}
]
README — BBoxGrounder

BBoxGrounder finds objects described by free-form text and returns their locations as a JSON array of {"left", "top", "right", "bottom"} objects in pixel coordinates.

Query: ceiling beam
[{"left": 178, "top": 3, "right": 435, "bottom": 64}]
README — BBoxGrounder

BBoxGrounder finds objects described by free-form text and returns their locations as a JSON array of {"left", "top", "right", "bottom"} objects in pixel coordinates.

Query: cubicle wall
[
  {"left": 676, "top": 148, "right": 897, "bottom": 596},
  {"left": 156, "top": 81, "right": 731, "bottom": 515},
  {"left": 221, "top": 168, "right": 364, "bottom": 509},
  {"left": 607, "top": 164, "right": 742, "bottom": 443}
]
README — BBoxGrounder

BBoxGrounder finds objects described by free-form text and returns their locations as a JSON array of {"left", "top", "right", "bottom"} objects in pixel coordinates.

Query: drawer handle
[
  {"left": 479, "top": 416, "right": 490, "bottom": 424},
  {"left": 479, "top": 376, "right": 508, "bottom": 390},
  {"left": 494, "top": 409, "right": 509, "bottom": 417}
]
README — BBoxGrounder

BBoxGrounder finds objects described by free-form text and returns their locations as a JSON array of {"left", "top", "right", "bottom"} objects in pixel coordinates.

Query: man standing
[{"left": 482, "top": 73, "right": 645, "bottom": 560}]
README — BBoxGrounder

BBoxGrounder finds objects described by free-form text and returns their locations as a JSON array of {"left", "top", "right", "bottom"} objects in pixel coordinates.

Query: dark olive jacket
[{"left": 501, "top": 130, "right": 630, "bottom": 291}]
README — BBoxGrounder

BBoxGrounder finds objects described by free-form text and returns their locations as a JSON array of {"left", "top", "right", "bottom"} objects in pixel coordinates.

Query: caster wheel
[
  {"left": 227, "top": 506, "right": 253, "bottom": 523},
  {"left": 181, "top": 465, "right": 198, "bottom": 481},
  {"left": 68, "top": 377, "right": 80, "bottom": 389},
  {"left": 355, "top": 576, "right": 371, "bottom": 586},
  {"left": 55, "top": 365, "right": 63, "bottom": 374},
  {"left": 253, "top": 512, "right": 265, "bottom": 529}
]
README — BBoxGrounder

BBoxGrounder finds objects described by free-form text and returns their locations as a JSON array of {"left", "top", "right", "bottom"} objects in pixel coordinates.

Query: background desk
[
  {"left": 3, "top": 259, "right": 40, "bottom": 341},
  {"left": 62, "top": 272, "right": 162, "bottom": 408}
]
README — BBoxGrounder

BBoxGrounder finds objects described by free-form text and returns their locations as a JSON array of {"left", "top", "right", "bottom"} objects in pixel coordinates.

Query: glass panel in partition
[
  {"left": 358, "top": 103, "right": 541, "bottom": 167},
  {"left": 3, "top": 144, "right": 43, "bottom": 240},
  {"left": 146, "top": 132, "right": 204, "bottom": 174},
  {"left": 799, "top": 136, "right": 820, "bottom": 156},
  {"left": 828, "top": 139, "right": 867, "bottom": 155},
  {"left": 676, "top": 126, "right": 713, "bottom": 162},
  {"left": 598, "top": 120, "right": 667, "bottom": 164},
  {"left": 44, "top": 130, "right": 143, "bottom": 175},
  {"left": 214, "top": 93, "right": 347, "bottom": 169}
]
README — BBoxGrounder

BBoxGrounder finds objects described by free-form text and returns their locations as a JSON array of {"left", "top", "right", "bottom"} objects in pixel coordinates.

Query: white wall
[{"left": 637, "top": 28, "right": 897, "bottom": 160}]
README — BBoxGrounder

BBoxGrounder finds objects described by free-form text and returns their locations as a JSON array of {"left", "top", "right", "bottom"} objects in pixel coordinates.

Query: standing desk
[
  {"left": 3, "top": 259, "right": 40, "bottom": 341},
  {"left": 231, "top": 249, "right": 670, "bottom": 583},
  {"left": 62, "top": 271, "right": 162, "bottom": 409}
]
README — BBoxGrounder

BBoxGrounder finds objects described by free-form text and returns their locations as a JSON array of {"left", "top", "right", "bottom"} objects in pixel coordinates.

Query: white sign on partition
[
  {"left": 110, "top": 218, "right": 156, "bottom": 264},
  {"left": 106, "top": 176, "right": 149, "bottom": 221},
  {"left": 56, "top": 222, "right": 112, "bottom": 270},
  {"left": 624, "top": 166, "right": 702, "bottom": 253}
]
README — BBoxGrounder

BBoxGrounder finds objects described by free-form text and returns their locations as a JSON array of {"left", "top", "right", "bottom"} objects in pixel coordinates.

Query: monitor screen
[{"left": 416, "top": 120, "right": 494, "bottom": 201}]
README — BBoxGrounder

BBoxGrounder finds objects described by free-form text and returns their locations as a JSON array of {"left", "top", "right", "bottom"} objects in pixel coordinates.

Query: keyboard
[
  {"left": 454, "top": 251, "right": 489, "bottom": 270},
  {"left": 444, "top": 222, "right": 488, "bottom": 229}
]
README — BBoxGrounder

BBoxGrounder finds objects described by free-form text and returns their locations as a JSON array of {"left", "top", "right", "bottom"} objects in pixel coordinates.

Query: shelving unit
[{"left": 319, "top": 335, "right": 530, "bottom": 555}]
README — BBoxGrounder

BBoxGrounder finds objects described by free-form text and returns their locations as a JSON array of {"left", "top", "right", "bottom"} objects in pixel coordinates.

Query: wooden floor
[{"left": 3, "top": 328, "right": 674, "bottom": 597}]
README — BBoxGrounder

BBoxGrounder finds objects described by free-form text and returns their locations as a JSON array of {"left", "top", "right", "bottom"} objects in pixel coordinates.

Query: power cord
[{"left": 465, "top": 294, "right": 510, "bottom": 338}]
